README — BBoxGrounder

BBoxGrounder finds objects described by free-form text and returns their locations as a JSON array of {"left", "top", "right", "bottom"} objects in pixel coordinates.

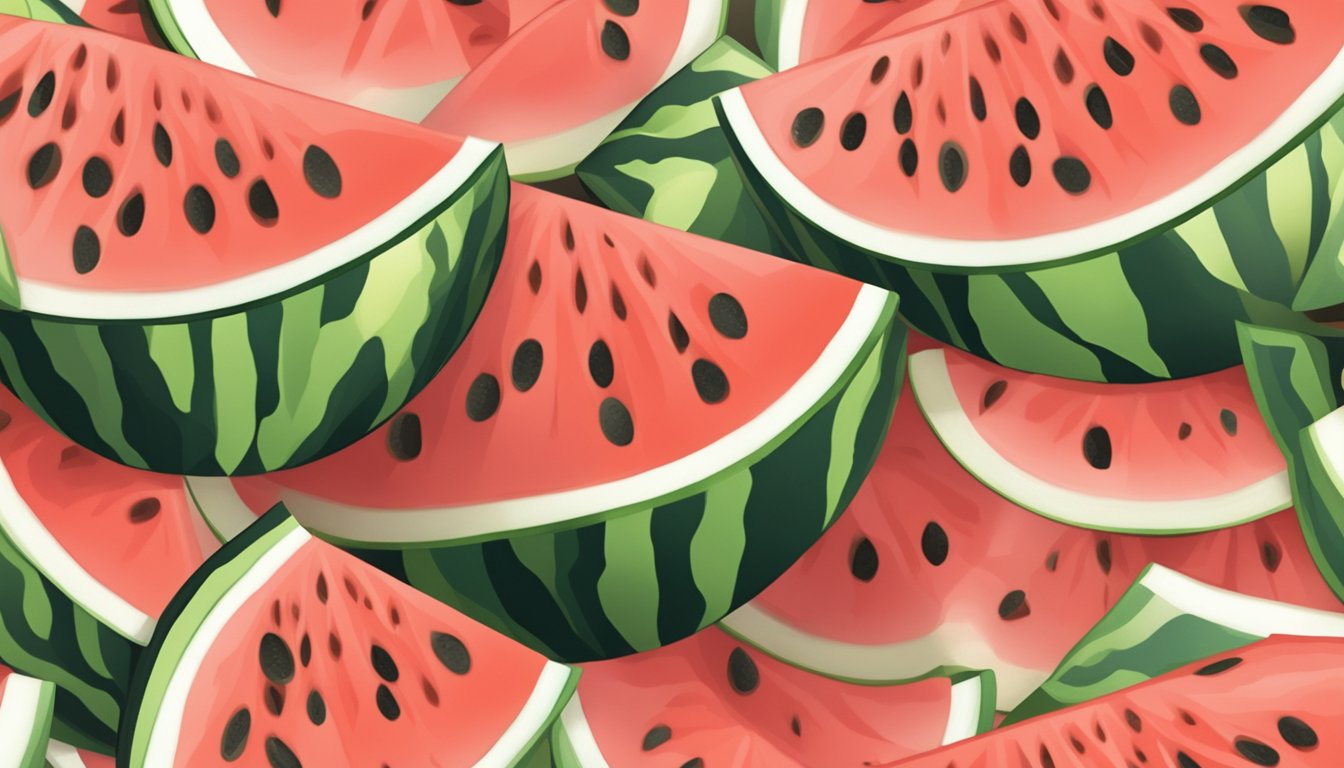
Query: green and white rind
[
  {"left": 43, "top": 742, "right": 98, "bottom": 768},
  {"left": 548, "top": 670, "right": 993, "bottom": 767},
  {"left": 1294, "top": 407, "right": 1344, "bottom": 600},
  {"left": 0, "top": 147, "right": 508, "bottom": 476},
  {"left": 908, "top": 348, "right": 1291, "bottom": 532},
  {"left": 191, "top": 292, "right": 906, "bottom": 660},
  {"left": 576, "top": 36, "right": 784, "bottom": 256},
  {"left": 0, "top": 0, "right": 79, "bottom": 23},
  {"left": 0, "top": 673, "right": 55, "bottom": 768},
  {"left": 1005, "top": 563, "right": 1344, "bottom": 725},
  {"left": 1237, "top": 323, "right": 1344, "bottom": 455},
  {"left": 119, "top": 508, "right": 579, "bottom": 768},
  {"left": 1291, "top": 109, "right": 1344, "bottom": 310}
]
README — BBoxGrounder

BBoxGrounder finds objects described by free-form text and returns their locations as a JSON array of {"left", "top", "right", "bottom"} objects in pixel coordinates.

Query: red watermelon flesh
[
  {"left": 723, "top": 367, "right": 1339, "bottom": 710},
  {"left": 70, "top": 0, "right": 151, "bottom": 44},
  {"left": 890, "top": 635, "right": 1344, "bottom": 768},
  {"left": 560, "top": 628, "right": 990, "bottom": 767},
  {"left": 45, "top": 740, "right": 114, "bottom": 768},
  {"left": 768, "top": 0, "right": 964, "bottom": 69}
]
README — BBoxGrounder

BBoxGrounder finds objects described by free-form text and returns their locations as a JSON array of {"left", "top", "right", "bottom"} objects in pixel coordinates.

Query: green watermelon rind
[
  {"left": 1, "top": 0, "right": 80, "bottom": 24},
  {"left": 138, "top": 1, "right": 197, "bottom": 60},
  {"left": 0, "top": 149, "right": 508, "bottom": 476},
  {"left": 1293, "top": 408, "right": 1344, "bottom": 601},
  {"left": 0, "top": 672, "right": 56, "bottom": 768},
  {"left": 1237, "top": 322, "right": 1343, "bottom": 455}
]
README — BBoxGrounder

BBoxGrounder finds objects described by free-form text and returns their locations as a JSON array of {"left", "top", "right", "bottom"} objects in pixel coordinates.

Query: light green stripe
[
  {"left": 824, "top": 332, "right": 885, "bottom": 525},
  {"left": 1177, "top": 208, "right": 1247, "bottom": 292},
  {"left": 72, "top": 608, "right": 112, "bottom": 681},
  {"left": 967, "top": 278, "right": 1104, "bottom": 381},
  {"left": 615, "top": 157, "right": 719, "bottom": 231},
  {"left": 1266, "top": 143, "right": 1316, "bottom": 284},
  {"left": 32, "top": 323, "right": 144, "bottom": 466},
  {"left": 210, "top": 314, "right": 257, "bottom": 475},
  {"left": 595, "top": 510, "right": 661, "bottom": 652},
  {"left": 905, "top": 270, "right": 965, "bottom": 348},
  {"left": 145, "top": 324, "right": 195, "bottom": 414},
  {"left": 688, "top": 469, "right": 752, "bottom": 629}
]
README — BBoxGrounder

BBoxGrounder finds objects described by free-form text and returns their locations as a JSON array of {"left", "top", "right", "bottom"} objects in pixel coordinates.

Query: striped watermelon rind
[{"left": 0, "top": 671, "right": 55, "bottom": 768}]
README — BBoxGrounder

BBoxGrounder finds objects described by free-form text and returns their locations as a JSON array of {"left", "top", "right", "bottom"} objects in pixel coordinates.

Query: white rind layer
[
  {"left": 43, "top": 741, "right": 89, "bottom": 768},
  {"left": 557, "top": 694, "right": 610, "bottom": 768},
  {"left": 0, "top": 674, "right": 48, "bottom": 768},
  {"left": 1138, "top": 563, "right": 1344, "bottom": 637},
  {"left": 477, "top": 661, "right": 575, "bottom": 768}
]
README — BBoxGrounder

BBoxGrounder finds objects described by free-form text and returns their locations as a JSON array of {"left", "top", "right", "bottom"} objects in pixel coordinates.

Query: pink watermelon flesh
[
  {"left": 733, "top": 361, "right": 1339, "bottom": 709},
  {"left": 571, "top": 628, "right": 984, "bottom": 767},
  {"left": 734, "top": 0, "right": 1344, "bottom": 242},
  {"left": 75, "top": 0, "right": 151, "bottom": 44},
  {"left": 0, "top": 17, "right": 474, "bottom": 296},
  {"left": 770, "top": 0, "right": 953, "bottom": 67},
  {"left": 892, "top": 635, "right": 1344, "bottom": 768}
]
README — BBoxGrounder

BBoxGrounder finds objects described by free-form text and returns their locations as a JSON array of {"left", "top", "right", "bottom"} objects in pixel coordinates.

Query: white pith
[
  {"left": 477, "top": 661, "right": 575, "bottom": 767},
  {"left": 1307, "top": 405, "right": 1344, "bottom": 493},
  {"left": 43, "top": 741, "right": 89, "bottom": 768},
  {"left": 1138, "top": 563, "right": 1344, "bottom": 637},
  {"left": 0, "top": 453, "right": 154, "bottom": 644},
  {"left": 909, "top": 348, "right": 1292, "bottom": 532},
  {"left": 55, "top": 0, "right": 85, "bottom": 13},
  {"left": 0, "top": 674, "right": 46, "bottom": 768},
  {"left": 16, "top": 138, "right": 499, "bottom": 321},
  {"left": 718, "top": 42, "right": 1344, "bottom": 269},
  {"left": 187, "top": 284, "right": 894, "bottom": 544},
  {"left": 770, "top": 0, "right": 808, "bottom": 70},
  {"left": 557, "top": 693, "right": 610, "bottom": 768}
]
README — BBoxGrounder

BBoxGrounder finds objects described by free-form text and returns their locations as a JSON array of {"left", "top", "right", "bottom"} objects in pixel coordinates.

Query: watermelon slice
[
  {"left": 52, "top": 0, "right": 149, "bottom": 41},
  {"left": 552, "top": 628, "right": 993, "bottom": 767},
  {"left": 44, "top": 742, "right": 112, "bottom": 768},
  {"left": 0, "top": 16, "right": 507, "bottom": 475},
  {"left": 0, "top": 665, "right": 55, "bottom": 768},
  {"left": 720, "top": 361, "right": 1339, "bottom": 711},
  {"left": 186, "top": 183, "right": 906, "bottom": 661},
  {"left": 895, "top": 635, "right": 1344, "bottom": 768},
  {"left": 120, "top": 506, "right": 578, "bottom": 767}
]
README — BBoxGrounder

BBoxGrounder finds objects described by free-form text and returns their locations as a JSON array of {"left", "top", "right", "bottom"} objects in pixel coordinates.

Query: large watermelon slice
[
  {"left": 120, "top": 506, "right": 578, "bottom": 767},
  {"left": 552, "top": 628, "right": 992, "bottom": 767},
  {"left": 0, "top": 15, "right": 507, "bottom": 475},
  {"left": 720, "top": 353, "right": 1339, "bottom": 710},
  {"left": 187, "top": 183, "right": 906, "bottom": 661},
  {"left": 895, "top": 635, "right": 1344, "bottom": 768},
  {"left": 0, "top": 664, "right": 55, "bottom": 768}
]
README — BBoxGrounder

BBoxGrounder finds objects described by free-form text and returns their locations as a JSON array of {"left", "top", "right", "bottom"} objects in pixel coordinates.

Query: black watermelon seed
[
  {"left": 82, "top": 156, "right": 112, "bottom": 198},
  {"left": 316, "top": 574, "right": 328, "bottom": 603},
  {"left": 1261, "top": 541, "right": 1282, "bottom": 572},
  {"left": 128, "top": 497, "right": 160, "bottom": 522},
  {"left": 215, "top": 139, "right": 240, "bottom": 178},
  {"left": 248, "top": 179, "right": 279, "bottom": 223},
  {"left": 329, "top": 632, "right": 342, "bottom": 659},
  {"left": 1045, "top": 550, "right": 1059, "bottom": 571},
  {"left": 850, "top": 537, "right": 879, "bottom": 581},
  {"left": 259, "top": 633, "right": 295, "bottom": 685},
  {"left": 299, "top": 634, "right": 311, "bottom": 667},
  {"left": 1071, "top": 735, "right": 1086, "bottom": 754},
  {"left": 588, "top": 340, "right": 615, "bottom": 388},
  {"left": 611, "top": 284, "right": 627, "bottom": 320},
  {"left": 939, "top": 142, "right": 967, "bottom": 192},
  {"left": 1053, "top": 157, "right": 1092, "bottom": 195},
  {"left": 511, "top": 339, "right": 544, "bottom": 392},
  {"left": 220, "top": 708, "right": 250, "bottom": 761},
  {"left": 153, "top": 123, "right": 173, "bottom": 167},
  {"left": 984, "top": 34, "right": 1001, "bottom": 62},
  {"left": 303, "top": 145, "right": 342, "bottom": 198},
  {"left": 1170, "top": 85, "right": 1201, "bottom": 125},
  {"left": 899, "top": 139, "right": 919, "bottom": 177},
  {"left": 727, "top": 647, "right": 760, "bottom": 694},
  {"left": 998, "top": 590, "right": 1030, "bottom": 620},
  {"left": 1103, "top": 37, "right": 1135, "bottom": 75},
  {"left": 118, "top": 192, "right": 145, "bottom": 237},
  {"left": 1220, "top": 408, "right": 1238, "bottom": 436},
  {"left": 1179, "top": 709, "right": 1197, "bottom": 725},
  {"left": 27, "top": 142, "right": 61, "bottom": 189},
  {"left": 306, "top": 690, "right": 325, "bottom": 725},
  {"left": 870, "top": 56, "right": 890, "bottom": 84},
  {"left": 184, "top": 185, "right": 216, "bottom": 234},
  {"left": 642, "top": 725, "right": 672, "bottom": 751},
  {"left": 27, "top": 71, "right": 55, "bottom": 117},
  {"left": 1082, "top": 425, "right": 1111, "bottom": 468},
  {"left": 1195, "top": 656, "right": 1242, "bottom": 675},
  {"left": 791, "top": 107, "right": 824, "bottom": 148},
  {"left": 893, "top": 92, "right": 913, "bottom": 134},
  {"left": 0, "top": 88, "right": 20, "bottom": 120},
  {"left": 1139, "top": 22, "right": 1164, "bottom": 52},
  {"left": 604, "top": 0, "right": 637, "bottom": 16},
  {"left": 599, "top": 397, "right": 634, "bottom": 446},
  {"left": 265, "top": 0, "right": 281, "bottom": 17},
  {"left": 574, "top": 270, "right": 590, "bottom": 313},
  {"left": 264, "top": 684, "right": 284, "bottom": 716},
  {"left": 1177, "top": 752, "right": 1201, "bottom": 768},
  {"left": 1014, "top": 98, "right": 1040, "bottom": 140},
  {"left": 1009, "top": 146, "right": 1032, "bottom": 187},
  {"left": 431, "top": 631, "right": 472, "bottom": 674},
  {"left": 600, "top": 21, "right": 631, "bottom": 60},
  {"left": 465, "top": 374, "right": 501, "bottom": 421},
  {"left": 1234, "top": 738, "right": 1280, "bottom": 766},
  {"left": 72, "top": 226, "right": 100, "bottom": 275},
  {"left": 681, "top": 760, "right": 704, "bottom": 768},
  {"left": 639, "top": 256, "right": 655, "bottom": 286},
  {"left": 791, "top": 716, "right": 802, "bottom": 736},
  {"left": 983, "top": 380, "right": 1008, "bottom": 409},
  {"left": 371, "top": 644, "right": 399, "bottom": 682},
  {"left": 1178, "top": 422, "right": 1193, "bottom": 439},
  {"left": 527, "top": 261, "right": 542, "bottom": 293},
  {"left": 265, "top": 737, "right": 300, "bottom": 768},
  {"left": 709, "top": 293, "right": 748, "bottom": 339},
  {"left": 1040, "top": 745, "right": 1056, "bottom": 768},
  {"left": 562, "top": 222, "right": 575, "bottom": 251},
  {"left": 1054, "top": 49, "right": 1075, "bottom": 84},
  {"left": 692, "top": 359, "right": 730, "bottom": 404},
  {"left": 1125, "top": 709, "right": 1142, "bottom": 732},
  {"left": 840, "top": 112, "right": 867, "bottom": 150},
  {"left": 921, "top": 522, "right": 949, "bottom": 565},
  {"left": 668, "top": 312, "right": 690, "bottom": 353},
  {"left": 1085, "top": 85, "right": 1113, "bottom": 129},
  {"left": 1168, "top": 7, "right": 1203, "bottom": 31},
  {"left": 376, "top": 684, "right": 400, "bottom": 720},
  {"left": 1200, "top": 44, "right": 1238, "bottom": 79},
  {"left": 968, "top": 77, "right": 987, "bottom": 121},
  {"left": 1241, "top": 5, "right": 1294, "bottom": 44},
  {"left": 1096, "top": 539, "right": 1112, "bottom": 574},
  {"left": 1277, "top": 716, "right": 1318, "bottom": 749}
]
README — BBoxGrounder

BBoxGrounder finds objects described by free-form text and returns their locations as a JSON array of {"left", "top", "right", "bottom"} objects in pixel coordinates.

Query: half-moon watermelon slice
[
  {"left": 187, "top": 183, "right": 906, "bottom": 661},
  {"left": 0, "top": 665, "right": 55, "bottom": 768},
  {"left": 120, "top": 506, "right": 578, "bottom": 768},
  {"left": 552, "top": 628, "right": 993, "bottom": 767},
  {"left": 0, "top": 16, "right": 508, "bottom": 475}
]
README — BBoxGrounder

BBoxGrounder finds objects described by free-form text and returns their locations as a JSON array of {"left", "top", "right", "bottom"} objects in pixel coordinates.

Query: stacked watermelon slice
[{"left": 0, "top": 0, "right": 1340, "bottom": 765}]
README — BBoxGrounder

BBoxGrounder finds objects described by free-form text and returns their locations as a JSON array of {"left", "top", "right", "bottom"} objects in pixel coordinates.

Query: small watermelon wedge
[
  {"left": 0, "top": 16, "right": 507, "bottom": 475},
  {"left": 187, "top": 183, "right": 905, "bottom": 661},
  {"left": 119, "top": 505, "right": 577, "bottom": 768},
  {"left": 552, "top": 628, "right": 992, "bottom": 767},
  {"left": 44, "top": 742, "right": 111, "bottom": 768},
  {"left": 0, "top": 665, "right": 55, "bottom": 768}
]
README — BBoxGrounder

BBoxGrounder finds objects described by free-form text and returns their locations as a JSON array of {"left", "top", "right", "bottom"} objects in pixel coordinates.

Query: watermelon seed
[
  {"left": 1084, "top": 85, "right": 1113, "bottom": 129},
  {"left": 26, "top": 142, "right": 61, "bottom": 189},
  {"left": 709, "top": 293, "right": 748, "bottom": 339},
  {"left": 299, "top": 634, "right": 311, "bottom": 667},
  {"left": 262, "top": 137, "right": 276, "bottom": 160},
  {"left": 892, "top": 92, "right": 912, "bottom": 134},
  {"left": 1177, "top": 752, "right": 1200, "bottom": 768},
  {"left": 1095, "top": 723, "right": 1107, "bottom": 742},
  {"left": 302, "top": 145, "right": 342, "bottom": 198},
  {"left": 668, "top": 312, "right": 690, "bottom": 353},
  {"left": 1045, "top": 550, "right": 1059, "bottom": 571},
  {"left": 692, "top": 359, "right": 730, "bottom": 404},
  {"left": 422, "top": 677, "right": 440, "bottom": 706},
  {"left": 265, "top": 0, "right": 281, "bottom": 17},
  {"left": 389, "top": 605, "right": 400, "bottom": 626},
  {"left": 1195, "top": 656, "right": 1242, "bottom": 675},
  {"left": 328, "top": 632, "right": 342, "bottom": 659},
  {"left": 344, "top": 576, "right": 357, "bottom": 601},
  {"left": 1009, "top": 147, "right": 1032, "bottom": 187},
  {"left": 360, "top": 0, "right": 375, "bottom": 16},
  {"left": 968, "top": 78, "right": 987, "bottom": 122},
  {"left": 935, "top": 98, "right": 946, "bottom": 125},
  {"left": 983, "top": 35, "right": 1001, "bottom": 63},
  {"left": 1054, "top": 49, "right": 1074, "bottom": 84},
  {"left": 512, "top": 339, "right": 544, "bottom": 392},
  {"left": 840, "top": 112, "right": 867, "bottom": 151},
  {"left": 1179, "top": 709, "right": 1196, "bottom": 725},
  {"left": 465, "top": 374, "right": 501, "bottom": 421},
  {"left": 642, "top": 725, "right": 672, "bottom": 750},
  {"left": 574, "top": 269, "right": 589, "bottom": 312},
  {"left": 791, "top": 716, "right": 802, "bottom": 736},
  {"left": 27, "top": 71, "right": 54, "bottom": 118},
  {"left": 1103, "top": 38, "right": 1135, "bottom": 76},
  {"left": 1178, "top": 422, "right": 1192, "bottom": 440},
  {"left": 259, "top": 633, "right": 295, "bottom": 685},
  {"left": 921, "top": 522, "right": 949, "bottom": 566},
  {"left": 104, "top": 59, "right": 119, "bottom": 91},
  {"left": 82, "top": 156, "right": 112, "bottom": 198},
  {"left": 111, "top": 110, "right": 125, "bottom": 146},
  {"left": 589, "top": 340, "right": 615, "bottom": 388},
  {"left": 290, "top": 603, "right": 299, "bottom": 621},
  {"left": 60, "top": 100, "right": 76, "bottom": 130},
  {"left": 72, "top": 45, "right": 87, "bottom": 70},
  {"left": 1095, "top": 539, "right": 1112, "bottom": 574},
  {"left": 1167, "top": 7, "right": 1203, "bottom": 32},
  {"left": 220, "top": 708, "right": 250, "bottom": 761},
  {"left": 0, "top": 88, "right": 20, "bottom": 121},
  {"left": 376, "top": 684, "right": 401, "bottom": 720},
  {"left": 599, "top": 398, "right": 635, "bottom": 446},
  {"left": 1124, "top": 708, "right": 1142, "bottom": 732},
  {"left": 600, "top": 21, "right": 631, "bottom": 61},
  {"left": 306, "top": 690, "right": 325, "bottom": 726},
  {"left": 1135, "top": 747, "right": 1148, "bottom": 764},
  {"left": 128, "top": 497, "right": 160, "bottom": 523},
  {"left": 639, "top": 255, "right": 656, "bottom": 287},
  {"left": 1089, "top": 2, "right": 1104, "bottom": 19},
  {"left": 912, "top": 57, "right": 924, "bottom": 88},
  {"left": 215, "top": 139, "right": 240, "bottom": 178},
  {"left": 1234, "top": 739, "right": 1280, "bottom": 766},
  {"left": 527, "top": 261, "right": 542, "bottom": 293},
  {"left": 385, "top": 413, "right": 422, "bottom": 461},
  {"left": 680, "top": 760, "right": 704, "bottom": 768},
  {"left": 72, "top": 227, "right": 100, "bottom": 274},
  {"left": 940, "top": 32, "right": 951, "bottom": 55},
  {"left": 1039, "top": 744, "right": 1055, "bottom": 768},
  {"left": 152, "top": 123, "right": 172, "bottom": 167},
  {"left": 180, "top": 89, "right": 193, "bottom": 114},
  {"left": 1170, "top": 85, "right": 1201, "bottom": 125},
  {"left": 1042, "top": 0, "right": 1059, "bottom": 21},
  {"left": 850, "top": 537, "right": 879, "bottom": 581},
  {"left": 982, "top": 380, "right": 1007, "bottom": 410},
  {"left": 1052, "top": 157, "right": 1092, "bottom": 195},
  {"left": 1277, "top": 716, "right": 1318, "bottom": 749},
  {"left": 1240, "top": 6, "right": 1294, "bottom": 45},
  {"left": 430, "top": 631, "right": 472, "bottom": 674},
  {"left": 264, "top": 684, "right": 284, "bottom": 716},
  {"left": 184, "top": 185, "right": 216, "bottom": 234},
  {"left": 998, "top": 590, "right": 1030, "bottom": 620},
  {"left": 727, "top": 647, "right": 760, "bottom": 694},
  {"left": 1261, "top": 541, "right": 1282, "bottom": 572},
  {"left": 791, "top": 108, "right": 824, "bottom": 148},
  {"left": 610, "top": 284, "right": 628, "bottom": 320},
  {"left": 316, "top": 574, "right": 328, "bottom": 604},
  {"left": 1014, "top": 98, "right": 1040, "bottom": 140},
  {"left": 1220, "top": 409, "right": 1238, "bottom": 436},
  {"left": 248, "top": 179, "right": 280, "bottom": 224},
  {"left": 938, "top": 142, "right": 967, "bottom": 193},
  {"left": 204, "top": 96, "right": 222, "bottom": 123},
  {"left": 264, "top": 736, "right": 301, "bottom": 768},
  {"left": 899, "top": 139, "right": 918, "bottom": 177},
  {"left": 604, "top": 0, "right": 637, "bottom": 16},
  {"left": 1082, "top": 426, "right": 1111, "bottom": 468},
  {"left": 1199, "top": 44, "right": 1238, "bottom": 79},
  {"left": 1008, "top": 13, "right": 1026, "bottom": 43},
  {"left": 563, "top": 221, "right": 575, "bottom": 251},
  {"left": 870, "top": 57, "right": 889, "bottom": 84},
  {"left": 371, "top": 644, "right": 400, "bottom": 682},
  {"left": 153, "top": 84, "right": 163, "bottom": 110},
  {"left": 1139, "top": 23, "right": 1163, "bottom": 53}
]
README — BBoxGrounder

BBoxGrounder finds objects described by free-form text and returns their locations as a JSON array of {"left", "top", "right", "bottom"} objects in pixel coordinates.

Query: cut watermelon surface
[
  {"left": 552, "top": 628, "right": 992, "bottom": 767},
  {"left": 187, "top": 183, "right": 906, "bottom": 661},
  {"left": 0, "top": 664, "right": 55, "bottom": 768},
  {"left": 56, "top": 0, "right": 148, "bottom": 42},
  {"left": 0, "top": 16, "right": 508, "bottom": 474},
  {"left": 44, "top": 742, "right": 112, "bottom": 768},
  {"left": 121, "top": 507, "right": 578, "bottom": 768}
]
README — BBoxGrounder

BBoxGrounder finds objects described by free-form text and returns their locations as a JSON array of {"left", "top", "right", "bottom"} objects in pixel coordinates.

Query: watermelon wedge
[
  {"left": 896, "top": 635, "right": 1344, "bottom": 768},
  {"left": 187, "top": 183, "right": 905, "bottom": 661},
  {"left": 0, "top": 16, "right": 507, "bottom": 475},
  {"left": 551, "top": 628, "right": 993, "bottom": 767},
  {"left": 50, "top": 0, "right": 149, "bottom": 41},
  {"left": 720, "top": 358, "right": 1339, "bottom": 711},
  {"left": 120, "top": 506, "right": 577, "bottom": 767},
  {"left": 0, "top": 665, "right": 55, "bottom": 768},
  {"left": 44, "top": 742, "right": 111, "bottom": 768}
]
